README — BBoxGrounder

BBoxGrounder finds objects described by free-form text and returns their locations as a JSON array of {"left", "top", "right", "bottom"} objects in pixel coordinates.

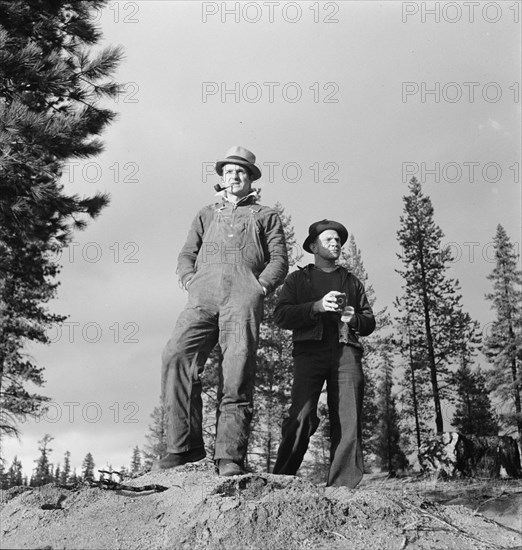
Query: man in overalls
[{"left": 155, "top": 146, "right": 288, "bottom": 476}]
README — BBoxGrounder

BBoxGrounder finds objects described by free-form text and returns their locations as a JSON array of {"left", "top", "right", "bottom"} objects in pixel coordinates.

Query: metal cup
[{"left": 341, "top": 306, "right": 354, "bottom": 323}]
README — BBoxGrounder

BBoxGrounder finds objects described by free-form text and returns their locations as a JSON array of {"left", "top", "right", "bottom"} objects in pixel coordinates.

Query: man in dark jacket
[
  {"left": 272, "top": 219, "right": 375, "bottom": 487},
  {"left": 155, "top": 146, "right": 288, "bottom": 476}
]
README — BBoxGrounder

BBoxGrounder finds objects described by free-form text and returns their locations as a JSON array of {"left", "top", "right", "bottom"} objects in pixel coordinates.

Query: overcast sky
[{"left": 3, "top": 1, "right": 521, "bottom": 477}]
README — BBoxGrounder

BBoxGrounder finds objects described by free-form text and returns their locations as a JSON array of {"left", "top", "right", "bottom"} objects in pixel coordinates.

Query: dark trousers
[{"left": 273, "top": 340, "right": 365, "bottom": 488}]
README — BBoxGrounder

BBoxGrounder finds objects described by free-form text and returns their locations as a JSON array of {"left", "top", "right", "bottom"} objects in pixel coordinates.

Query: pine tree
[
  {"left": 0, "top": 0, "right": 123, "bottom": 436},
  {"left": 395, "top": 311, "right": 433, "bottom": 458},
  {"left": 396, "top": 178, "right": 479, "bottom": 435},
  {"left": 81, "top": 452, "right": 95, "bottom": 481},
  {"left": 0, "top": 460, "right": 8, "bottom": 489},
  {"left": 32, "top": 434, "right": 54, "bottom": 486},
  {"left": 130, "top": 446, "right": 141, "bottom": 475},
  {"left": 60, "top": 450, "right": 71, "bottom": 485},
  {"left": 373, "top": 351, "right": 408, "bottom": 473},
  {"left": 483, "top": 224, "right": 522, "bottom": 444},
  {"left": 143, "top": 401, "right": 167, "bottom": 468},
  {"left": 53, "top": 464, "right": 61, "bottom": 484},
  {"left": 451, "top": 363, "right": 498, "bottom": 436},
  {"left": 7, "top": 455, "right": 23, "bottom": 487}
]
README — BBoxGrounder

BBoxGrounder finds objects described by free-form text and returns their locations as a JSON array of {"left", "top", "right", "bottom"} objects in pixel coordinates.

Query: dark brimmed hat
[
  {"left": 303, "top": 219, "right": 348, "bottom": 253},
  {"left": 215, "top": 146, "right": 262, "bottom": 181}
]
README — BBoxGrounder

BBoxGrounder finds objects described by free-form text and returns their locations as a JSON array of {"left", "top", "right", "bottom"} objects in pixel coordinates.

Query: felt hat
[
  {"left": 303, "top": 219, "right": 348, "bottom": 253},
  {"left": 215, "top": 146, "right": 262, "bottom": 181}
]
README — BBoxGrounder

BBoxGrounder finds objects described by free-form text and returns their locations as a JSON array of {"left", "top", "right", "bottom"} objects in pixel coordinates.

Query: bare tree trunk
[
  {"left": 416, "top": 228, "right": 443, "bottom": 433},
  {"left": 408, "top": 328, "right": 422, "bottom": 460}
]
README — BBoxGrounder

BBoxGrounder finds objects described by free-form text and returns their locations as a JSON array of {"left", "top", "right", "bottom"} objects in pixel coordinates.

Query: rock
[{"left": 419, "top": 432, "right": 522, "bottom": 479}]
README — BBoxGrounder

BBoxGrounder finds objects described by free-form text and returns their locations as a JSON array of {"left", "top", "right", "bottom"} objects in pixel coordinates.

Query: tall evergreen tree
[
  {"left": 483, "top": 224, "right": 522, "bottom": 444},
  {"left": 0, "top": 0, "right": 123, "bottom": 436},
  {"left": 130, "top": 446, "right": 141, "bottom": 475},
  {"left": 32, "top": 434, "right": 54, "bottom": 486},
  {"left": 59, "top": 450, "right": 71, "bottom": 485},
  {"left": 53, "top": 463, "right": 61, "bottom": 483},
  {"left": 395, "top": 310, "right": 432, "bottom": 458},
  {"left": 396, "top": 178, "right": 479, "bottom": 435},
  {"left": 7, "top": 455, "right": 23, "bottom": 487},
  {"left": 0, "top": 460, "right": 8, "bottom": 489},
  {"left": 143, "top": 402, "right": 167, "bottom": 468},
  {"left": 373, "top": 350, "right": 408, "bottom": 473},
  {"left": 451, "top": 363, "right": 498, "bottom": 436},
  {"left": 81, "top": 452, "right": 95, "bottom": 481}
]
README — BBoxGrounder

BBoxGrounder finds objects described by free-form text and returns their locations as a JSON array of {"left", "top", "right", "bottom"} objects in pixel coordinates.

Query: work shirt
[{"left": 309, "top": 266, "right": 342, "bottom": 339}]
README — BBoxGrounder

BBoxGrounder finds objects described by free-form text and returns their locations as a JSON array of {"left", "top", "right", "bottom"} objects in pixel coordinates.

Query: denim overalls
[{"left": 161, "top": 201, "right": 267, "bottom": 463}]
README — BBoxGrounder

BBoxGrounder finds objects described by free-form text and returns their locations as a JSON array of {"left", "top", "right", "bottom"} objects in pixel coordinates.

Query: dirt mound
[{"left": 1, "top": 461, "right": 521, "bottom": 550}]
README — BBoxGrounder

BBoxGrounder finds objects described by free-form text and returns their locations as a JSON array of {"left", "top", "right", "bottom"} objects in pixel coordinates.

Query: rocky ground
[{"left": 1, "top": 460, "right": 521, "bottom": 550}]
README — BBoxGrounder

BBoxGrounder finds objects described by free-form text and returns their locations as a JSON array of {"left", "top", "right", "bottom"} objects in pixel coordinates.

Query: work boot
[
  {"left": 218, "top": 459, "right": 245, "bottom": 477},
  {"left": 152, "top": 448, "right": 206, "bottom": 471}
]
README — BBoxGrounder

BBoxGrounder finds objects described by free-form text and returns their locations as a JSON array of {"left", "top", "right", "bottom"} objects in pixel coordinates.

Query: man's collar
[
  {"left": 216, "top": 190, "right": 259, "bottom": 206},
  {"left": 301, "top": 263, "right": 346, "bottom": 273},
  {"left": 312, "top": 265, "right": 340, "bottom": 273}
]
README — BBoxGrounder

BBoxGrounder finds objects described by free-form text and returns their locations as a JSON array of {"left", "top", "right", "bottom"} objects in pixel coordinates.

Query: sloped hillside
[{"left": 1, "top": 461, "right": 521, "bottom": 550}]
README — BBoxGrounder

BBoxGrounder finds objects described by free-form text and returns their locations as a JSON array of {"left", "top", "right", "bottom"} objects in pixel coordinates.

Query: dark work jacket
[{"left": 273, "top": 264, "right": 376, "bottom": 349}]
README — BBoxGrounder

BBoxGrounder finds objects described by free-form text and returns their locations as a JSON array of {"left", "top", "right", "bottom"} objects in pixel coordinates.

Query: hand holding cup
[{"left": 341, "top": 305, "right": 355, "bottom": 323}]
